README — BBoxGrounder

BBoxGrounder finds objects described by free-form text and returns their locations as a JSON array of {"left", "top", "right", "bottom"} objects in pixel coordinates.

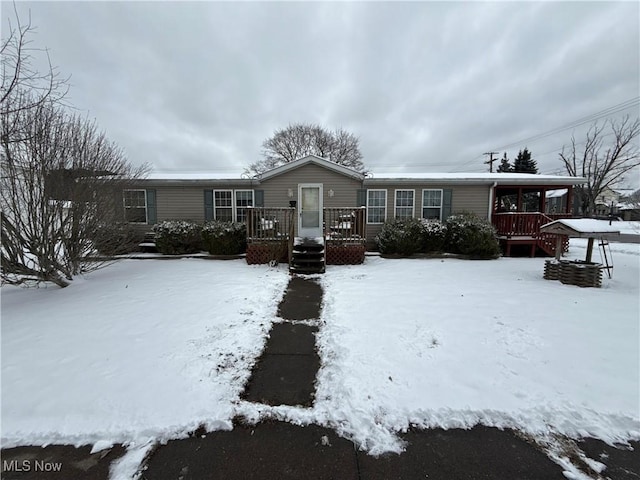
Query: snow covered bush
[
  {"left": 444, "top": 212, "right": 500, "bottom": 258},
  {"left": 375, "top": 217, "right": 424, "bottom": 255},
  {"left": 92, "top": 223, "right": 144, "bottom": 256},
  {"left": 153, "top": 221, "right": 203, "bottom": 255},
  {"left": 420, "top": 219, "right": 447, "bottom": 253},
  {"left": 202, "top": 220, "right": 247, "bottom": 255}
]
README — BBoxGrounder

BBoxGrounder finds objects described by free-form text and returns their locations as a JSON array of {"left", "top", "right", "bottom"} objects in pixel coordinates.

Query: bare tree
[
  {"left": 1, "top": 9, "right": 147, "bottom": 288},
  {"left": 560, "top": 115, "right": 640, "bottom": 216},
  {"left": 1, "top": 98, "right": 147, "bottom": 287},
  {"left": 247, "top": 123, "right": 364, "bottom": 175},
  {"left": 1, "top": 7, "right": 68, "bottom": 134}
]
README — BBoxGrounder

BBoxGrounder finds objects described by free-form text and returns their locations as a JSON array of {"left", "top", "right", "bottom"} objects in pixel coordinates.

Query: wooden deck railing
[
  {"left": 493, "top": 212, "right": 570, "bottom": 237},
  {"left": 493, "top": 212, "right": 571, "bottom": 255},
  {"left": 246, "top": 207, "right": 295, "bottom": 241},
  {"left": 323, "top": 207, "right": 366, "bottom": 245}
]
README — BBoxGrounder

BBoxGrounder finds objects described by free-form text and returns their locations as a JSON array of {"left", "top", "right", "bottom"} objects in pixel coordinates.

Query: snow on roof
[
  {"left": 611, "top": 188, "right": 637, "bottom": 196},
  {"left": 146, "top": 172, "right": 244, "bottom": 180},
  {"left": 545, "top": 188, "right": 568, "bottom": 198},
  {"left": 142, "top": 169, "right": 585, "bottom": 185},
  {"left": 540, "top": 219, "right": 621, "bottom": 237},
  {"left": 367, "top": 172, "right": 585, "bottom": 185}
]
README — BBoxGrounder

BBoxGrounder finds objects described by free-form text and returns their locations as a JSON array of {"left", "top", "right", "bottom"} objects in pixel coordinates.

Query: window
[
  {"left": 214, "top": 190, "right": 233, "bottom": 221},
  {"left": 123, "top": 189, "right": 147, "bottom": 223},
  {"left": 395, "top": 190, "right": 414, "bottom": 218},
  {"left": 367, "top": 190, "right": 387, "bottom": 224},
  {"left": 422, "top": 189, "right": 443, "bottom": 220},
  {"left": 235, "top": 190, "right": 254, "bottom": 223}
]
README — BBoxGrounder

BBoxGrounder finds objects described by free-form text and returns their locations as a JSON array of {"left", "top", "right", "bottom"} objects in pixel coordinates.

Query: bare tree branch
[
  {"left": 1, "top": 9, "right": 147, "bottom": 288},
  {"left": 560, "top": 115, "right": 640, "bottom": 216},
  {"left": 247, "top": 123, "right": 365, "bottom": 176}
]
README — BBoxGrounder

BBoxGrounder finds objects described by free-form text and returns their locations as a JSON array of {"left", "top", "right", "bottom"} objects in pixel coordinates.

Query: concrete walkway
[
  {"left": 2, "top": 275, "right": 639, "bottom": 480},
  {"left": 242, "top": 276, "right": 323, "bottom": 407}
]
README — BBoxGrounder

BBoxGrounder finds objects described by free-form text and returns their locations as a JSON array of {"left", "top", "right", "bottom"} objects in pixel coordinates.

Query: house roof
[
  {"left": 140, "top": 160, "right": 586, "bottom": 186},
  {"left": 146, "top": 172, "right": 244, "bottom": 180},
  {"left": 540, "top": 219, "right": 620, "bottom": 238},
  {"left": 257, "top": 155, "right": 365, "bottom": 181},
  {"left": 366, "top": 172, "right": 585, "bottom": 186}
]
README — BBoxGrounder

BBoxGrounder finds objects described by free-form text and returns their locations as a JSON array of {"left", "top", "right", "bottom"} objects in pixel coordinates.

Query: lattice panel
[
  {"left": 246, "top": 243, "right": 288, "bottom": 265},
  {"left": 326, "top": 245, "right": 365, "bottom": 265}
]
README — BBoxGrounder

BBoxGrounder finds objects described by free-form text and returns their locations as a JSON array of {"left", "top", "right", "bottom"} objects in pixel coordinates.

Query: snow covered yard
[
  {"left": 1, "top": 240, "right": 639, "bottom": 477},
  {"left": 313, "top": 239, "right": 640, "bottom": 454},
  {"left": 1, "top": 259, "right": 289, "bottom": 448}
]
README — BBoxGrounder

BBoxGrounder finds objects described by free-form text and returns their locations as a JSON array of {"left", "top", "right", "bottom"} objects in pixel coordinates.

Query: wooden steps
[{"left": 290, "top": 238, "right": 325, "bottom": 274}]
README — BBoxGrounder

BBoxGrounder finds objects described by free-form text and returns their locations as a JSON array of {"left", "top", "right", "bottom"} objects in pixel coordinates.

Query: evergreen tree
[
  {"left": 496, "top": 152, "right": 513, "bottom": 173},
  {"left": 513, "top": 148, "right": 538, "bottom": 174}
]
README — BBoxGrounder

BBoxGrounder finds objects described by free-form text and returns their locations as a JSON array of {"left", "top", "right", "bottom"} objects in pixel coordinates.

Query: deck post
[
  {"left": 555, "top": 235, "right": 563, "bottom": 260},
  {"left": 585, "top": 237, "right": 595, "bottom": 263}
]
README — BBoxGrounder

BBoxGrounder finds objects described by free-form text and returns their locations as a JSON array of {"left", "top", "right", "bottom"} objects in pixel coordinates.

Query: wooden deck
[{"left": 246, "top": 207, "right": 366, "bottom": 266}]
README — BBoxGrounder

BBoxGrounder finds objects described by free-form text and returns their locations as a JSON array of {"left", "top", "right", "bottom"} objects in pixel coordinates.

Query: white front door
[{"left": 298, "top": 184, "right": 323, "bottom": 238}]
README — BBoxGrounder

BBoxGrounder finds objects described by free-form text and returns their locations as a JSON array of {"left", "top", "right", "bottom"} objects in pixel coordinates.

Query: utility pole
[{"left": 484, "top": 152, "right": 498, "bottom": 172}]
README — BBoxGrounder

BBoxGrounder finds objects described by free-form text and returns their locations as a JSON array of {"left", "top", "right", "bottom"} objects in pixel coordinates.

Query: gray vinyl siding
[
  {"left": 155, "top": 186, "right": 207, "bottom": 222},
  {"left": 126, "top": 182, "right": 255, "bottom": 226},
  {"left": 259, "top": 163, "right": 363, "bottom": 208},
  {"left": 363, "top": 183, "right": 490, "bottom": 247}
]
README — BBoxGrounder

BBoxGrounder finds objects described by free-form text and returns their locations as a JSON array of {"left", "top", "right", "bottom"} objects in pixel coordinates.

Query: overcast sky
[{"left": 6, "top": 1, "right": 640, "bottom": 181}]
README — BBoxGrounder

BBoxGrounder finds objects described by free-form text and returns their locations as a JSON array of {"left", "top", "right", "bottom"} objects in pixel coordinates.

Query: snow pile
[{"left": 1, "top": 259, "right": 289, "bottom": 448}]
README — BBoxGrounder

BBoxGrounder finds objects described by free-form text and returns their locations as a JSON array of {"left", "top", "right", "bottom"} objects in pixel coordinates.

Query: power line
[
  {"left": 449, "top": 97, "right": 639, "bottom": 173},
  {"left": 488, "top": 97, "right": 639, "bottom": 152}
]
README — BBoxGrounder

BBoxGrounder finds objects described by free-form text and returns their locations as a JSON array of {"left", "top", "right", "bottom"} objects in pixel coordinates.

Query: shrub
[
  {"left": 92, "top": 223, "right": 144, "bottom": 256},
  {"left": 202, "top": 220, "right": 247, "bottom": 255},
  {"left": 375, "top": 217, "right": 425, "bottom": 255},
  {"left": 444, "top": 212, "right": 500, "bottom": 258},
  {"left": 421, "top": 219, "right": 447, "bottom": 253},
  {"left": 153, "top": 220, "right": 203, "bottom": 255}
]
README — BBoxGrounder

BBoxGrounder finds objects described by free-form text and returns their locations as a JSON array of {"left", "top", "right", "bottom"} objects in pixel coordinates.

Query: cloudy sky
[{"left": 6, "top": 1, "right": 640, "bottom": 180}]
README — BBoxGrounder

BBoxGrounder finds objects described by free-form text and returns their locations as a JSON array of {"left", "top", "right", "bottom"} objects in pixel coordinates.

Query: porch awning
[{"left": 540, "top": 219, "right": 620, "bottom": 238}]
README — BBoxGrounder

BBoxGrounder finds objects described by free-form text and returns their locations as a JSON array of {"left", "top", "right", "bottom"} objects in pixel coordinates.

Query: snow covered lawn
[
  {"left": 1, "top": 259, "right": 289, "bottom": 448},
  {"left": 314, "top": 239, "right": 640, "bottom": 453},
  {"left": 2, "top": 240, "right": 639, "bottom": 469}
]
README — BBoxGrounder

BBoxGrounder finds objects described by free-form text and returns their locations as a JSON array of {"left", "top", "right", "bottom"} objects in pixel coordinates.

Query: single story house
[{"left": 123, "top": 155, "right": 585, "bottom": 269}]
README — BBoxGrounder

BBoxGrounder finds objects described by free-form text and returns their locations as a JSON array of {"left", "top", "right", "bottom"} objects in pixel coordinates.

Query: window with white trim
[
  {"left": 123, "top": 189, "right": 147, "bottom": 223},
  {"left": 422, "top": 189, "right": 443, "bottom": 220},
  {"left": 235, "top": 190, "right": 254, "bottom": 223},
  {"left": 214, "top": 190, "right": 233, "bottom": 221},
  {"left": 395, "top": 190, "right": 414, "bottom": 219},
  {"left": 367, "top": 190, "right": 387, "bottom": 224}
]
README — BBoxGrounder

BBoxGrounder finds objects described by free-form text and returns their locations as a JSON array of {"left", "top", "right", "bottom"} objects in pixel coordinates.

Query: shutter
[
  {"left": 254, "top": 189, "right": 264, "bottom": 207},
  {"left": 204, "top": 189, "right": 213, "bottom": 221},
  {"left": 357, "top": 189, "right": 367, "bottom": 207},
  {"left": 146, "top": 189, "right": 157, "bottom": 225},
  {"left": 442, "top": 189, "right": 452, "bottom": 220}
]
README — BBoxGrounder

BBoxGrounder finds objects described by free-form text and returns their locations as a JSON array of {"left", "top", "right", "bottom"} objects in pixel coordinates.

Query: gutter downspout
[{"left": 488, "top": 182, "right": 497, "bottom": 222}]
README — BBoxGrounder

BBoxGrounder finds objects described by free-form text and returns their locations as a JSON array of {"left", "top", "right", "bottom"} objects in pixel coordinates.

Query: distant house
[
  {"left": 594, "top": 187, "right": 638, "bottom": 217},
  {"left": 122, "top": 155, "right": 585, "bottom": 266},
  {"left": 616, "top": 188, "right": 640, "bottom": 221}
]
